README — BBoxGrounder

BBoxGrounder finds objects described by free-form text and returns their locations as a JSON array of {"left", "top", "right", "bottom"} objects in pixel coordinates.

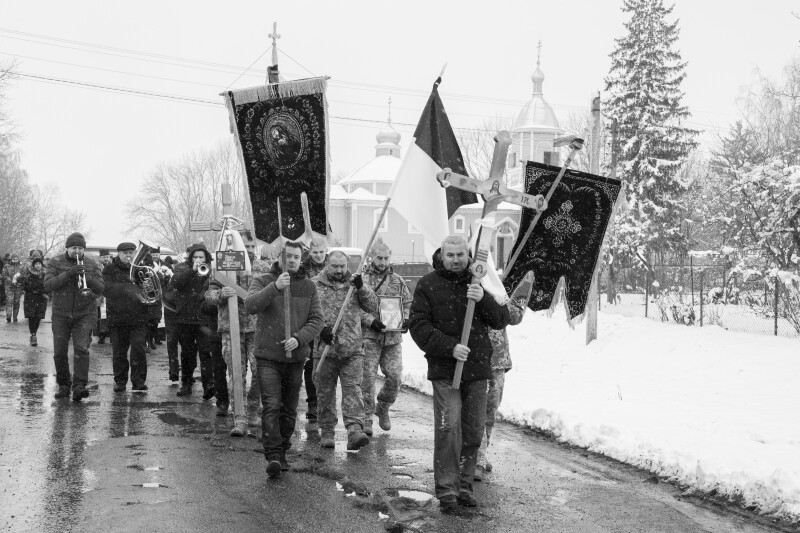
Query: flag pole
[
  {"left": 313, "top": 196, "right": 391, "bottom": 379},
  {"left": 277, "top": 199, "right": 293, "bottom": 359}
]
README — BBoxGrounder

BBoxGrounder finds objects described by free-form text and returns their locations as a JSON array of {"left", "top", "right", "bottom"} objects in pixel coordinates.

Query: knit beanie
[{"left": 65, "top": 232, "right": 87, "bottom": 248}]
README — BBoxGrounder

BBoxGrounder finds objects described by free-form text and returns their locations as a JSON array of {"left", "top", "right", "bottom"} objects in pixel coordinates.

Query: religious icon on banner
[{"left": 379, "top": 296, "right": 404, "bottom": 331}]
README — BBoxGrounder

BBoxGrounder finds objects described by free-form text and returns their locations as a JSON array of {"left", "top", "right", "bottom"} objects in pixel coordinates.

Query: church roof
[
  {"left": 512, "top": 46, "right": 562, "bottom": 133},
  {"left": 338, "top": 153, "right": 402, "bottom": 185}
]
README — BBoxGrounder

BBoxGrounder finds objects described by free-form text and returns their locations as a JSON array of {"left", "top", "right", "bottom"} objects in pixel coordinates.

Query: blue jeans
[
  {"left": 258, "top": 359, "right": 304, "bottom": 460},
  {"left": 431, "top": 378, "right": 487, "bottom": 499},
  {"left": 52, "top": 313, "right": 96, "bottom": 389}
]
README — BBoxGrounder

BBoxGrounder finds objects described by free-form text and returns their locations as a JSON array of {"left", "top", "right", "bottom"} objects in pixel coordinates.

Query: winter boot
[
  {"left": 266, "top": 457, "right": 282, "bottom": 478},
  {"left": 346, "top": 425, "right": 370, "bottom": 451},
  {"left": 30, "top": 334, "right": 37, "bottom": 347},
  {"left": 72, "top": 385, "right": 89, "bottom": 402},
  {"left": 280, "top": 451, "right": 290, "bottom": 471},
  {"left": 202, "top": 386, "right": 216, "bottom": 401},
  {"left": 54, "top": 386, "right": 70, "bottom": 399},
  {"left": 216, "top": 402, "right": 229, "bottom": 417},
  {"left": 230, "top": 418, "right": 246, "bottom": 437},
  {"left": 376, "top": 402, "right": 392, "bottom": 431},
  {"left": 363, "top": 419, "right": 373, "bottom": 436},
  {"left": 176, "top": 382, "right": 192, "bottom": 397},
  {"left": 320, "top": 430, "right": 335, "bottom": 448}
]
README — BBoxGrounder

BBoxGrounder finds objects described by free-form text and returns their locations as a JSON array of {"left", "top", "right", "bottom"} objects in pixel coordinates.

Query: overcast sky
[{"left": 2, "top": 0, "right": 798, "bottom": 245}]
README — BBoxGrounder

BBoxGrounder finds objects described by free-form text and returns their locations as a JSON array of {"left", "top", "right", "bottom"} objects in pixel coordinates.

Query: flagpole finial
[{"left": 434, "top": 62, "right": 448, "bottom": 88}]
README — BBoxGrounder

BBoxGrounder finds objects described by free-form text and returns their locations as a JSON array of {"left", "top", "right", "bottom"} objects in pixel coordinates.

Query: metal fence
[{"left": 601, "top": 265, "right": 800, "bottom": 339}]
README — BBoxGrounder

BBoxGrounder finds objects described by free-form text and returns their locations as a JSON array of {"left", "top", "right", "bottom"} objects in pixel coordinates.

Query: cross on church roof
[
  {"left": 269, "top": 22, "right": 281, "bottom": 67},
  {"left": 537, "top": 40, "right": 542, "bottom": 67}
]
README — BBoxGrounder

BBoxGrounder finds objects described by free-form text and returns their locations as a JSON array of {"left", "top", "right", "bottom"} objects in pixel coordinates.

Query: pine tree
[{"left": 605, "top": 0, "right": 698, "bottom": 263}]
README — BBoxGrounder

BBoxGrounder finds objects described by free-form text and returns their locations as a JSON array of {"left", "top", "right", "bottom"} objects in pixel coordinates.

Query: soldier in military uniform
[
  {"left": 475, "top": 272, "right": 534, "bottom": 481},
  {"left": 312, "top": 250, "right": 378, "bottom": 451},
  {"left": 360, "top": 241, "right": 410, "bottom": 435},
  {"left": 301, "top": 237, "right": 327, "bottom": 424}
]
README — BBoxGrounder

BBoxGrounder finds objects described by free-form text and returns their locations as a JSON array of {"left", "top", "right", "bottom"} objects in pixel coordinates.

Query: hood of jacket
[
  {"left": 184, "top": 243, "right": 212, "bottom": 266},
  {"left": 9, "top": 253, "right": 19, "bottom": 263},
  {"left": 363, "top": 263, "right": 394, "bottom": 277},
  {"left": 315, "top": 269, "right": 352, "bottom": 288},
  {"left": 269, "top": 261, "right": 308, "bottom": 280}
]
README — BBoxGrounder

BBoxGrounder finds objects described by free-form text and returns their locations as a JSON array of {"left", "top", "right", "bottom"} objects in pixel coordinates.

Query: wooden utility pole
[{"left": 586, "top": 93, "right": 602, "bottom": 344}]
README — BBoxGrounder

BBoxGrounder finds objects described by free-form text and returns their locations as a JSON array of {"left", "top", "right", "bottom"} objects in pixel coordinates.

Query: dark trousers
[
  {"left": 110, "top": 324, "right": 148, "bottom": 387},
  {"left": 175, "top": 323, "right": 212, "bottom": 387},
  {"left": 29, "top": 317, "right": 42, "bottom": 334},
  {"left": 211, "top": 333, "right": 227, "bottom": 403},
  {"left": 258, "top": 360, "right": 304, "bottom": 460},
  {"left": 52, "top": 313, "right": 95, "bottom": 389},
  {"left": 303, "top": 348, "right": 317, "bottom": 415},
  {"left": 165, "top": 317, "right": 179, "bottom": 378},
  {"left": 431, "top": 378, "right": 488, "bottom": 499}
]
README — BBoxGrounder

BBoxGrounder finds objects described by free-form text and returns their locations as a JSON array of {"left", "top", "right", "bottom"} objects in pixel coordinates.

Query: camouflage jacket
[
  {"left": 489, "top": 285, "right": 530, "bottom": 371},
  {"left": 312, "top": 271, "right": 379, "bottom": 358},
  {"left": 302, "top": 257, "right": 327, "bottom": 279},
  {"left": 360, "top": 264, "right": 411, "bottom": 346},
  {"left": 203, "top": 257, "right": 268, "bottom": 334},
  {"left": 2, "top": 259, "right": 24, "bottom": 286}
]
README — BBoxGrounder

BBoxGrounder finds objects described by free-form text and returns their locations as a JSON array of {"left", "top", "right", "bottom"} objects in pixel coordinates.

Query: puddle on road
[
  {"left": 395, "top": 490, "right": 433, "bottom": 503},
  {"left": 393, "top": 474, "right": 413, "bottom": 480},
  {"left": 152, "top": 409, "right": 212, "bottom": 434}
]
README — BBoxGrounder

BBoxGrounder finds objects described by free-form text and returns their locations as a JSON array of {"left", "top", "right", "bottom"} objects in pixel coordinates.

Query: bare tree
[
  {"left": 0, "top": 150, "right": 37, "bottom": 255},
  {"left": 456, "top": 116, "right": 515, "bottom": 180},
  {"left": 127, "top": 140, "right": 250, "bottom": 254},
  {"left": 31, "top": 183, "right": 90, "bottom": 256}
]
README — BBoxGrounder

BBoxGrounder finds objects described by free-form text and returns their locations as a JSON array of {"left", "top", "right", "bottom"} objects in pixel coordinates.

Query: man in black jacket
[
  {"left": 169, "top": 243, "right": 214, "bottom": 398},
  {"left": 409, "top": 235, "right": 510, "bottom": 511},
  {"left": 44, "top": 232, "right": 105, "bottom": 401},
  {"left": 103, "top": 242, "right": 151, "bottom": 392}
]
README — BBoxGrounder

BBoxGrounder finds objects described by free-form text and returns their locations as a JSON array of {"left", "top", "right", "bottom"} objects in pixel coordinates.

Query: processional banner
[
  {"left": 225, "top": 77, "right": 329, "bottom": 243},
  {"left": 503, "top": 161, "right": 622, "bottom": 320}
]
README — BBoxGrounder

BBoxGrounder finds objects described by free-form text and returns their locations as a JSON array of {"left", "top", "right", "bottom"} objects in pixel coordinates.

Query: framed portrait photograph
[{"left": 379, "top": 296, "right": 404, "bottom": 331}]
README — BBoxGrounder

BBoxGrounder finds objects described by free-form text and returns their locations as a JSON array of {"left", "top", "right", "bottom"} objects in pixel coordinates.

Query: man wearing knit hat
[
  {"left": 44, "top": 232, "right": 105, "bottom": 401},
  {"left": 103, "top": 242, "right": 150, "bottom": 392}
]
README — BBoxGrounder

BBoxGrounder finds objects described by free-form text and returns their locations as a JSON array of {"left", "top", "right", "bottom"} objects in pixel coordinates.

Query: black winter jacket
[
  {"left": 44, "top": 252, "right": 104, "bottom": 319},
  {"left": 168, "top": 244, "right": 212, "bottom": 325},
  {"left": 409, "top": 264, "right": 510, "bottom": 383},
  {"left": 103, "top": 256, "right": 149, "bottom": 326}
]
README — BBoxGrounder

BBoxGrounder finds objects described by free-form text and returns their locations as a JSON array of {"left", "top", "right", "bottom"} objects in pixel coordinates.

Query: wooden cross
[{"left": 435, "top": 130, "right": 548, "bottom": 389}]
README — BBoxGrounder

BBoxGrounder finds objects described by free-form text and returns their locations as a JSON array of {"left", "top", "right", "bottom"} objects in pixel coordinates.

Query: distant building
[{"left": 328, "top": 52, "right": 563, "bottom": 267}]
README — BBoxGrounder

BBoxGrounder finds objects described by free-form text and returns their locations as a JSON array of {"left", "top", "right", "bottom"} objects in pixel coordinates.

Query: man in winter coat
[
  {"left": 3, "top": 253, "right": 24, "bottom": 323},
  {"left": 301, "top": 237, "right": 327, "bottom": 423},
  {"left": 245, "top": 241, "right": 324, "bottom": 478},
  {"left": 312, "top": 250, "right": 379, "bottom": 451},
  {"left": 162, "top": 256, "right": 179, "bottom": 381},
  {"left": 169, "top": 243, "right": 214, "bottom": 398},
  {"left": 360, "top": 241, "right": 411, "bottom": 435},
  {"left": 103, "top": 242, "right": 151, "bottom": 392},
  {"left": 205, "top": 232, "right": 263, "bottom": 436},
  {"left": 22, "top": 256, "right": 48, "bottom": 346},
  {"left": 0, "top": 253, "right": 6, "bottom": 307},
  {"left": 474, "top": 273, "right": 534, "bottom": 481},
  {"left": 409, "top": 234, "right": 510, "bottom": 511},
  {"left": 44, "top": 232, "right": 105, "bottom": 401}
]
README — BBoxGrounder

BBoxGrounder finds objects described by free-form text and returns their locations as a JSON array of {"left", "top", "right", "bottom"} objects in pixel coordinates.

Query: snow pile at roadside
[{"left": 400, "top": 308, "right": 800, "bottom": 522}]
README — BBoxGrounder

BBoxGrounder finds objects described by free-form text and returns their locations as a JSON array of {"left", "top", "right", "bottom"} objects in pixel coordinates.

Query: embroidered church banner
[
  {"left": 503, "top": 161, "right": 622, "bottom": 320},
  {"left": 226, "top": 77, "right": 329, "bottom": 243}
]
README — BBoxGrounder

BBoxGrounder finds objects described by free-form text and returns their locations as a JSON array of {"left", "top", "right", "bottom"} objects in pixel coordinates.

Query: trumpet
[
  {"left": 129, "top": 241, "right": 163, "bottom": 305},
  {"left": 77, "top": 254, "right": 93, "bottom": 298},
  {"left": 197, "top": 263, "right": 210, "bottom": 276}
]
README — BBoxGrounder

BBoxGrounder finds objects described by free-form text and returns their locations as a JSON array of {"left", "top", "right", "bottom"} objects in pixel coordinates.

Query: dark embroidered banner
[
  {"left": 227, "top": 77, "right": 328, "bottom": 243},
  {"left": 503, "top": 162, "right": 621, "bottom": 319}
]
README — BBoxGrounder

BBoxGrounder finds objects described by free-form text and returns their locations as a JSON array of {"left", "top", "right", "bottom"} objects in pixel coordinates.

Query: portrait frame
[{"left": 379, "top": 296, "right": 404, "bottom": 332}]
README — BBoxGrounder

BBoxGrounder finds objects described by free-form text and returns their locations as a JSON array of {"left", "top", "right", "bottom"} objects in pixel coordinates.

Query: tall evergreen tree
[{"left": 605, "top": 0, "right": 698, "bottom": 264}]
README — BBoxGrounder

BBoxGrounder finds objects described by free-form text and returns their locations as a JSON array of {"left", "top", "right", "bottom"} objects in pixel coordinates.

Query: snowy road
[{"left": 0, "top": 320, "right": 788, "bottom": 532}]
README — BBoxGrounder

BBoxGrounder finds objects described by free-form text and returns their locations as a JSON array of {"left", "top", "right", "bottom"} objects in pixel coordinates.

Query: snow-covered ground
[{"left": 399, "top": 308, "right": 800, "bottom": 523}]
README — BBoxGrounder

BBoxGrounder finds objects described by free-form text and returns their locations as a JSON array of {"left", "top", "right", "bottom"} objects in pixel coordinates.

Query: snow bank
[{"left": 400, "top": 309, "right": 800, "bottom": 522}]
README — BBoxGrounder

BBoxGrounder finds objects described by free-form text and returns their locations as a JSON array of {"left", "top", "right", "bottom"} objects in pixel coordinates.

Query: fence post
[
  {"left": 645, "top": 269, "right": 649, "bottom": 318},
  {"left": 774, "top": 276, "right": 780, "bottom": 336},
  {"left": 699, "top": 269, "right": 704, "bottom": 327}
]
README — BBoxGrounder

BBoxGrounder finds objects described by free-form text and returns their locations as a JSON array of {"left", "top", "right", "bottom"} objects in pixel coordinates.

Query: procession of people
[{"left": 0, "top": 227, "right": 533, "bottom": 510}]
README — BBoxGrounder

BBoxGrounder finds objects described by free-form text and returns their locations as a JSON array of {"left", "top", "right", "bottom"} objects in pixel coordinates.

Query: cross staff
[{"left": 435, "top": 130, "right": 548, "bottom": 389}]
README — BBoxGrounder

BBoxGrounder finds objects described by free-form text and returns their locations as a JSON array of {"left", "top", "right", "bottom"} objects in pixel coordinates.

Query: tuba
[{"left": 129, "top": 241, "right": 163, "bottom": 305}]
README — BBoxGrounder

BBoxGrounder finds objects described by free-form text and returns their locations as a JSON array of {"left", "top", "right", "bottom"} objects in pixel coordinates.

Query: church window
[
  {"left": 374, "top": 208, "right": 388, "bottom": 232},
  {"left": 454, "top": 215, "right": 465, "bottom": 233}
]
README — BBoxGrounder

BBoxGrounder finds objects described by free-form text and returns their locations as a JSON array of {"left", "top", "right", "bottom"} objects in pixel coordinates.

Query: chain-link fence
[{"left": 601, "top": 264, "right": 800, "bottom": 339}]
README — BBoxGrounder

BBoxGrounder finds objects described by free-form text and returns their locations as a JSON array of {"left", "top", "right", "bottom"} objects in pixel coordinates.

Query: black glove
[
  {"left": 401, "top": 319, "right": 410, "bottom": 333},
  {"left": 351, "top": 274, "right": 363, "bottom": 290},
  {"left": 370, "top": 319, "right": 386, "bottom": 333},
  {"left": 320, "top": 325, "right": 336, "bottom": 345},
  {"left": 68, "top": 264, "right": 85, "bottom": 278}
]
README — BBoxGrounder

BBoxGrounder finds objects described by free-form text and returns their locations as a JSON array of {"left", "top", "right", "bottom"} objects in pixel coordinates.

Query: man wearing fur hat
[
  {"left": 103, "top": 242, "right": 151, "bottom": 392},
  {"left": 2, "top": 252, "right": 24, "bottom": 323},
  {"left": 44, "top": 232, "right": 105, "bottom": 401}
]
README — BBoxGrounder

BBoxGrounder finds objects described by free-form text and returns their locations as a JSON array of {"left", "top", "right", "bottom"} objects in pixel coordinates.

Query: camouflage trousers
[
  {"left": 5, "top": 285, "right": 22, "bottom": 319},
  {"left": 477, "top": 368, "right": 506, "bottom": 468},
  {"left": 313, "top": 354, "right": 365, "bottom": 432},
  {"left": 221, "top": 331, "right": 260, "bottom": 419},
  {"left": 362, "top": 339, "right": 402, "bottom": 419}
]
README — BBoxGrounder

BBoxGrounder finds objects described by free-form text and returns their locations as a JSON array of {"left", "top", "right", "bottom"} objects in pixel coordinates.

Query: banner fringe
[{"left": 230, "top": 77, "right": 328, "bottom": 105}]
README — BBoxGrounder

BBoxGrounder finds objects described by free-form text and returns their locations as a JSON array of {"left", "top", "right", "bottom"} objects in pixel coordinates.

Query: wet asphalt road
[{"left": 0, "top": 315, "right": 789, "bottom": 533}]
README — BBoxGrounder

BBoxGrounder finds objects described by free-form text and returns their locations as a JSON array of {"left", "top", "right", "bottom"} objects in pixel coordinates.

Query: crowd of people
[{"left": 1, "top": 230, "right": 533, "bottom": 510}]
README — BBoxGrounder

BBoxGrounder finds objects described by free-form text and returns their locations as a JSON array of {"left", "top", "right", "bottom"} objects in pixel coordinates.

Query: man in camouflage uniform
[
  {"left": 301, "top": 238, "right": 327, "bottom": 424},
  {"left": 360, "top": 241, "right": 410, "bottom": 435},
  {"left": 312, "top": 250, "right": 379, "bottom": 450},
  {"left": 3, "top": 253, "right": 24, "bottom": 323},
  {"left": 475, "top": 272, "right": 534, "bottom": 481},
  {"left": 205, "top": 230, "right": 267, "bottom": 436}
]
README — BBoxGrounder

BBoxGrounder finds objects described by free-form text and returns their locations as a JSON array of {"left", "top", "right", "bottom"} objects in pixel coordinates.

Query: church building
[{"left": 328, "top": 52, "right": 564, "bottom": 267}]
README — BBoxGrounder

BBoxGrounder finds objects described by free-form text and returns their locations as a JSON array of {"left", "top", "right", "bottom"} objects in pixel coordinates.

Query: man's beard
[
  {"left": 373, "top": 263, "right": 387, "bottom": 273},
  {"left": 330, "top": 271, "right": 346, "bottom": 282}
]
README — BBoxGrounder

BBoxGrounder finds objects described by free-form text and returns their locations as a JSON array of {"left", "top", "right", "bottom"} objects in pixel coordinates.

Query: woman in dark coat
[{"left": 22, "top": 256, "right": 48, "bottom": 346}]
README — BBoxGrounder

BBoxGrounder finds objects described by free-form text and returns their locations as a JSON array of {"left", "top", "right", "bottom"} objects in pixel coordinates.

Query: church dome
[
  {"left": 512, "top": 53, "right": 561, "bottom": 133},
  {"left": 376, "top": 127, "right": 401, "bottom": 146}
]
